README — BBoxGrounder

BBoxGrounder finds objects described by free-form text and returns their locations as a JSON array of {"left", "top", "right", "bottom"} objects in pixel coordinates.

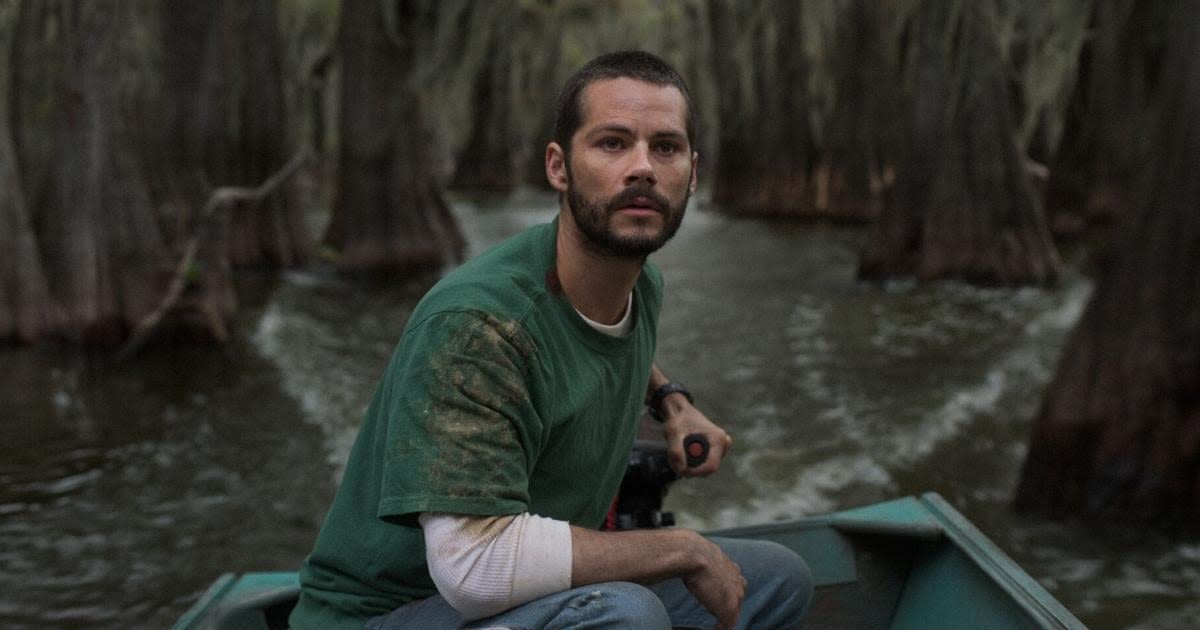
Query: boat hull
[{"left": 174, "top": 493, "right": 1085, "bottom": 629}]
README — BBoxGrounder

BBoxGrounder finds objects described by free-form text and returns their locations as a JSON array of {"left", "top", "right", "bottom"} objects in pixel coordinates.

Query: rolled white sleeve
[{"left": 418, "top": 511, "right": 573, "bottom": 621}]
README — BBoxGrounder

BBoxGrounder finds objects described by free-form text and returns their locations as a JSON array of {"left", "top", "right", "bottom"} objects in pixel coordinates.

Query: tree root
[{"left": 116, "top": 147, "right": 313, "bottom": 360}]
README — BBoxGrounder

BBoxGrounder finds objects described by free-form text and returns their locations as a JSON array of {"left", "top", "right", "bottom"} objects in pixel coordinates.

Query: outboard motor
[{"left": 606, "top": 434, "right": 709, "bottom": 531}]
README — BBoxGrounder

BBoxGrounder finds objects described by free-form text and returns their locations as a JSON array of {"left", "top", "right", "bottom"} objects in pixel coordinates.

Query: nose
[{"left": 624, "top": 143, "right": 657, "bottom": 187}]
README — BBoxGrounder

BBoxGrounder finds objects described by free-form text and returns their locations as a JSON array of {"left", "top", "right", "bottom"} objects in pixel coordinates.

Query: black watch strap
[{"left": 648, "top": 382, "right": 694, "bottom": 422}]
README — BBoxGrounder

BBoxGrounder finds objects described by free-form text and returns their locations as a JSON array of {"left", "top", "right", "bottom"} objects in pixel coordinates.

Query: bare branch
[{"left": 116, "top": 146, "right": 313, "bottom": 359}]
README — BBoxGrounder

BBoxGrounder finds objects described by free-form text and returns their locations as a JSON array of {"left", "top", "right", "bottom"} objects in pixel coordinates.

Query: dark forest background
[{"left": 1, "top": 0, "right": 1198, "bottom": 529}]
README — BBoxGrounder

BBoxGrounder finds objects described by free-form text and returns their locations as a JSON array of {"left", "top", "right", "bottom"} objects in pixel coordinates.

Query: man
[{"left": 290, "top": 51, "right": 812, "bottom": 630}]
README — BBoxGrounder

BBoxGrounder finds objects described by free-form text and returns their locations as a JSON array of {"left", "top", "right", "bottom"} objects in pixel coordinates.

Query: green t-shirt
[{"left": 290, "top": 220, "right": 663, "bottom": 629}]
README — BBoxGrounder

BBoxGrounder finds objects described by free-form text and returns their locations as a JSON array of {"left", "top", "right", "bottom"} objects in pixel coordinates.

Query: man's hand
[
  {"left": 681, "top": 530, "right": 747, "bottom": 630},
  {"left": 659, "top": 395, "right": 732, "bottom": 477},
  {"left": 571, "top": 527, "right": 746, "bottom": 630}
]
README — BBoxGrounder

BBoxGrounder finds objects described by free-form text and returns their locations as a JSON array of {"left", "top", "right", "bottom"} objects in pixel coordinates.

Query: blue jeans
[{"left": 364, "top": 537, "right": 813, "bottom": 629}]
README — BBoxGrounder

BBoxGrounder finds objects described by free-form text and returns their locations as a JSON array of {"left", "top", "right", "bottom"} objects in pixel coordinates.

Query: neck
[{"left": 555, "top": 208, "right": 644, "bottom": 325}]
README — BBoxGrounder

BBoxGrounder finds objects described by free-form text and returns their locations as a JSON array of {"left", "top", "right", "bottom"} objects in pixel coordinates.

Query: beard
[{"left": 565, "top": 170, "right": 689, "bottom": 259}]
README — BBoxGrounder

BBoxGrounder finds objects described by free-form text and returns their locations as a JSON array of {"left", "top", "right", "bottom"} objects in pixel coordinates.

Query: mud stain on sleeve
[{"left": 408, "top": 312, "right": 539, "bottom": 504}]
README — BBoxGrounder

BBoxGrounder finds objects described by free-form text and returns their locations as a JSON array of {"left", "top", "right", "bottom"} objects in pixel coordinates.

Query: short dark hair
[{"left": 553, "top": 50, "right": 697, "bottom": 156}]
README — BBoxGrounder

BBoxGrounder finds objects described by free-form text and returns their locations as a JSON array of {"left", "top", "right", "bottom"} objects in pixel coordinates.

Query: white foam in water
[
  {"left": 1130, "top": 603, "right": 1200, "bottom": 630},
  {"left": 886, "top": 367, "right": 1008, "bottom": 461},
  {"left": 705, "top": 271, "right": 1098, "bottom": 530},
  {"left": 706, "top": 454, "right": 895, "bottom": 529},
  {"left": 885, "top": 278, "right": 1089, "bottom": 461},
  {"left": 786, "top": 297, "right": 836, "bottom": 402},
  {"left": 253, "top": 298, "right": 365, "bottom": 480},
  {"left": 1025, "top": 277, "right": 1092, "bottom": 336}
]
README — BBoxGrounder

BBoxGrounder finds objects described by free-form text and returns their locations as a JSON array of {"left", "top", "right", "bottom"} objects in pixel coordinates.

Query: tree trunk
[
  {"left": 709, "top": 0, "right": 815, "bottom": 216},
  {"left": 9, "top": 2, "right": 177, "bottom": 340},
  {"left": 0, "top": 107, "right": 57, "bottom": 344},
  {"left": 517, "top": 9, "right": 562, "bottom": 191},
  {"left": 325, "top": 0, "right": 463, "bottom": 272},
  {"left": 5, "top": 0, "right": 288, "bottom": 346},
  {"left": 28, "top": 1, "right": 174, "bottom": 343},
  {"left": 0, "top": 2, "right": 59, "bottom": 342},
  {"left": 9, "top": 0, "right": 57, "bottom": 208},
  {"left": 449, "top": 10, "right": 520, "bottom": 192},
  {"left": 858, "top": 1, "right": 1061, "bottom": 286},
  {"left": 161, "top": 0, "right": 311, "bottom": 269},
  {"left": 1043, "top": 0, "right": 1165, "bottom": 237},
  {"left": 1015, "top": 1, "right": 1200, "bottom": 529},
  {"left": 812, "top": 0, "right": 897, "bottom": 221}
]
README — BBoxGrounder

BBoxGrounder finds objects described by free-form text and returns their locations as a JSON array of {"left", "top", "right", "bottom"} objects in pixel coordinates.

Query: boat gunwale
[
  {"left": 173, "top": 493, "right": 1088, "bottom": 629},
  {"left": 915, "top": 493, "right": 1086, "bottom": 630}
]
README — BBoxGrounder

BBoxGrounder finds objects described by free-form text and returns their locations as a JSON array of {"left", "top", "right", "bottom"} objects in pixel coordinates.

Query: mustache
[{"left": 605, "top": 185, "right": 669, "bottom": 213}]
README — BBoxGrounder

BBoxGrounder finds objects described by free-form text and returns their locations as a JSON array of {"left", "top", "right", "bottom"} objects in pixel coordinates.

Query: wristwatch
[{"left": 647, "top": 382, "right": 694, "bottom": 422}]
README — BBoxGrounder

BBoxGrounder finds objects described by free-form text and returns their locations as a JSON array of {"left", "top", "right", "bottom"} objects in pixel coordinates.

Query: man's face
[{"left": 556, "top": 77, "right": 697, "bottom": 258}]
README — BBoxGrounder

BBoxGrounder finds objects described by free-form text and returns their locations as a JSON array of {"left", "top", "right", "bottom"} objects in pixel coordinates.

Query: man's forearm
[
  {"left": 570, "top": 524, "right": 747, "bottom": 627},
  {"left": 570, "top": 525, "right": 698, "bottom": 587}
]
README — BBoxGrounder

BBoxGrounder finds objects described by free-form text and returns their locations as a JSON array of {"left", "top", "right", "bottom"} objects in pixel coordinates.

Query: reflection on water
[
  {"left": 0, "top": 189, "right": 1195, "bottom": 629},
  {"left": 0, "top": 341, "right": 334, "bottom": 628}
]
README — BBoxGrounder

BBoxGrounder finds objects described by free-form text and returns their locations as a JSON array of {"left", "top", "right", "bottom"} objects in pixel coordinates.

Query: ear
[
  {"left": 545, "top": 142, "right": 569, "bottom": 192},
  {"left": 689, "top": 151, "right": 699, "bottom": 194}
]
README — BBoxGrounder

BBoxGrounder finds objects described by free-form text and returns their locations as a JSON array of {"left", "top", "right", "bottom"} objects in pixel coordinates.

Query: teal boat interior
[{"left": 174, "top": 493, "right": 1085, "bottom": 629}]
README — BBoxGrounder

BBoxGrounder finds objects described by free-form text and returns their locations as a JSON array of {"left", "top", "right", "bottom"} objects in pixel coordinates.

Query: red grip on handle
[{"left": 683, "top": 434, "right": 710, "bottom": 468}]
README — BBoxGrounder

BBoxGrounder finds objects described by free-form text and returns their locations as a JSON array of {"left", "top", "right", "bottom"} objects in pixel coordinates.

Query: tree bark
[
  {"left": 160, "top": 0, "right": 311, "bottom": 269},
  {"left": 5, "top": 0, "right": 292, "bottom": 346},
  {"left": 23, "top": 1, "right": 175, "bottom": 343},
  {"left": 517, "top": 7, "right": 562, "bottom": 191},
  {"left": 0, "top": 112, "right": 56, "bottom": 344},
  {"left": 1015, "top": 1, "right": 1200, "bottom": 529},
  {"left": 0, "top": 2, "right": 59, "bottom": 342},
  {"left": 9, "top": 0, "right": 57, "bottom": 209},
  {"left": 325, "top": 0, "right": 463, "bottom": 272},
  {"left": 858, "top": 1, "right": 1061, "bottom": 286},
  {"left": 812, "top": 0, "right": 897, "bottom": 221},
  {"left": 1043, "top": 0, "right": 1164, "bottom": 237},
  {"left": 449, "top": 6, "right": 520, "bottom": 192},
  {"left": 709, "top": 0, "right": 816, "bottom": 217}
]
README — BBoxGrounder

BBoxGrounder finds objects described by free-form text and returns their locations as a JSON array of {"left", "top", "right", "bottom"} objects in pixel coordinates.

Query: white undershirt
[
  {"left": 420, "top": 292, "right": 633, "bottom": 619},
  {"left": 575, "top": 291, "right": 634, "bottom": 338},
  {"left": 419, "top": 512, "right": 572, "bottom": 620}
]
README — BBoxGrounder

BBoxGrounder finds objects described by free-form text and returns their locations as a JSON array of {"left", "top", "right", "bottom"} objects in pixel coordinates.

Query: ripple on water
[{"left": 701, "top": 454, "right": 895, "bottom": 529}]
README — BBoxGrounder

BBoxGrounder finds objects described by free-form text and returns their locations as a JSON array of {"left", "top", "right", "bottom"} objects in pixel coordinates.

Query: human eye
[
  {"left": 598, "top": 137, "right": 624, "bottom": 151},
  {"left": 653, "top": 141, "right": 680, "bottom": 156}
]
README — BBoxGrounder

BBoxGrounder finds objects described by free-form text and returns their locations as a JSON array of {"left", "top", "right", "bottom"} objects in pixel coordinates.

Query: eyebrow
[{"left": 585, "top": 124, "right": 688, "bottom": 142}]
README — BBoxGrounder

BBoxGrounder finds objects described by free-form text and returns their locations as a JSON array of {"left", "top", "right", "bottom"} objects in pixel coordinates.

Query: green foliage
[
  {"left": 999, "top": 0, "right": 1093, "bottom": 154},
  {"left": 280, "top": 0, "right": 340, "bottom": 41},
  {"left": 887, "top": 0, "right": 1091, "bottom": 157},
  {"left": 802, "top": 0, "right": 847, "bottom": 139},
  {"left": 341, "top": 0, "right": 1102, "bottom": 196},
  {"left": 317, "top": 244, "right": 340, "bottom": 263},
  {"left": 388, "top": 0, "right": 716, "bottom": 160},
  {"left": 0, "top": 0, "right": 15, "bottom": 107},
  {"left": 279, "top": 0, "right": 342, "bottom": 150},
  {"left": 7, "top": 0, "right": 1147, "bottom": 213},
  {"left": 184, "top": 261, "right": 203, "bottom": 288},
  {"left": 0, "top": 0, "right": 15, "bottom": 40}
]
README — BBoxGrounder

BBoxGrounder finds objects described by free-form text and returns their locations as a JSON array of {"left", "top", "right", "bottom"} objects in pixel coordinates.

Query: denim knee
[
  {"left": 716, "top": 538, "right": 814, "bottom": 628},
  {"left": 558, "top": 582, "right": 671, "bottom": 630},
  {"left": 778, "top": 546, "right": 814, "bottom": 619},
  {"left": 759, "top": 543, "right": 814, "bottom": 627}
]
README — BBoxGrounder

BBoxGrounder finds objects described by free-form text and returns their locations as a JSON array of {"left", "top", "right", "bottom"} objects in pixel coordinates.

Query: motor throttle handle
[{"left": 684, "top": 434, "right": 710, "bottom": 468}]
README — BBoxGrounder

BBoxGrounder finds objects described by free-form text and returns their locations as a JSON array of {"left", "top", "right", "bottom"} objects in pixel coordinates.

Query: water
[{"left": 1, "top": 189, "right": 1194, "bottom": 628}]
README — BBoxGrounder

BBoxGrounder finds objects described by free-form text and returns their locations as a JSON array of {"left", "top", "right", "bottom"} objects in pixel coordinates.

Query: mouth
[{"left": 615, "top": 195, "right": 665, "bottom": 215}]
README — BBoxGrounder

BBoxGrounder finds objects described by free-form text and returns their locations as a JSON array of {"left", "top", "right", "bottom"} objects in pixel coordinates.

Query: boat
[{"left": 173, "top": 492, "right": 1086, "bottom": 629}]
